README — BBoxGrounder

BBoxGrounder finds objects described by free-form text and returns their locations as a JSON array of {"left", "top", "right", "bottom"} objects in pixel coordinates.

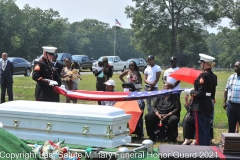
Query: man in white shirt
[
  {"left": 163, "top": 56, "right": 180, "bottom": 89},
  {"left": 144, "top": 55, "right": 161, "bottom": 113}
]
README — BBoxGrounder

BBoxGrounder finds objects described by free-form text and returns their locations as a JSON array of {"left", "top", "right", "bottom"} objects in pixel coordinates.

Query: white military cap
[
  {"left": 199, "top": 53, "right": 215, "bottom": 63},
  {"left": 42, "top": 46, "right": 57, "bottom": 54}
]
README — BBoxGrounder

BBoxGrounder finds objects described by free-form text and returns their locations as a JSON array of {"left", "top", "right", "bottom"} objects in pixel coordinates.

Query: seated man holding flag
[{"left": 145, "top": 84, "right": 181, "bottom": 143}]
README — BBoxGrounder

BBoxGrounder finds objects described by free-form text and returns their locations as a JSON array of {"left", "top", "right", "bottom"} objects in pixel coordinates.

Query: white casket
[{"left": 0, "top": 100, "right": 132, "bottom": 148}]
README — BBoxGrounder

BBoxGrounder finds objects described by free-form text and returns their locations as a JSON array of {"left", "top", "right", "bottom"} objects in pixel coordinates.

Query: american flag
[
  {"left": 53, "top": 86, "right": 183, "bottom": 101},
  {"left": 115, "top": 19, "right": 121, "bottom": 26}
]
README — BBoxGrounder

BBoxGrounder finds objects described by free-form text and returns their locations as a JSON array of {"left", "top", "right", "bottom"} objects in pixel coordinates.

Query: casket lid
[
  {"left": 0, "top": 100, "right": 131, "bottom": 121},
  {"left": 221, "top": 133, "right": 240, "bottom": 140}
]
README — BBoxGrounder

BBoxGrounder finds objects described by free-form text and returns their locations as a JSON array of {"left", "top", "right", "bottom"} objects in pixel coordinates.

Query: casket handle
[
  {"left": 46, "top": 123, "right": 52, "bottom": 132},
  {"left": 105, "top": 125, "right": 114, "bottom": 139},
  {"left": 118, "top": 126, "right": 122, "bottom": 133},
  {"left": 13, "top": 120, "right": 19, "bottom": 129},
  {"left": 82, "top": 126, "right": 89, "bottom": 136},
  {"left": 125, "top": 123, "right": 130, "bottom": 133}
]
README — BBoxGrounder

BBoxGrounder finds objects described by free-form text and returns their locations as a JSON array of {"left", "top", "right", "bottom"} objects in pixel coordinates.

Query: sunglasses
[
  {"left": 234, "top": 65, "right": 239, "bottom": 68},
  {"left": 129, "top": 64, "right": 135, "bottom": 67}
]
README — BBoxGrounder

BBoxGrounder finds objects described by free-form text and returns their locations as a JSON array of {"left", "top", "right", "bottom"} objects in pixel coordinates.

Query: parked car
[
  {"left": 31, "top": 53, "right": 74, "bottom": 69},
  {"left": 31, "top": 55, "right": 42, "bottom": 68},
  {"left": 72, "top": 55, "right": 93, "bottom": 71},
  {"left": 92, "top": 56, "right": 126, "bottom": 72},
  {"left": 91, "top": 58, "right": 97, "bottom": 64},
  {"left": 56, "top": 53, "right": 73, "bottom": 66},
  {"left": 1, "top": 57, "right": 32, "bottom": 76},
  {"left": 126, "top": 58, "right": 147, "bottom": 73},
  {"left": 31, "top": 53, "right": 73, "bottom": 67}
]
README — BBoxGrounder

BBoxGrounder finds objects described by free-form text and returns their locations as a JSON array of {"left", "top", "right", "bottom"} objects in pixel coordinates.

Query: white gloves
[
  {"left": 183, "top": 88, "right": 194, "bottom": 95},
  {"left": 45, "top": 79, "right": 58, "bottom": 86},
  {"left": 49, "top": 81, "right": 58, "bottom": 86}
]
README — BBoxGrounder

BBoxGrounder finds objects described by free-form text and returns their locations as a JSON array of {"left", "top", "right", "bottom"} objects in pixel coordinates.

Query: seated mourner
[
  {"left": 101, "top": 79, "right": 116, "bottom": 106},
  {"left": 122, "top": 82, "right": 145, "bottom": 138},
  {"left": 145, "top": 84, "right": 181, "bottom": 143},
  {"left": 182, "top": 95, "right": 195, "bottom": 145}
]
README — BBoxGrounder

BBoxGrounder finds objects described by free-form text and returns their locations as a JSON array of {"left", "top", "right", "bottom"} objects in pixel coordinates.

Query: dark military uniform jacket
[
  {"left": 190, "top": 68, "right": 217, "bottom": 113},
  {"left": 32, "top": 58, "right": 62, "bottom": 102}
]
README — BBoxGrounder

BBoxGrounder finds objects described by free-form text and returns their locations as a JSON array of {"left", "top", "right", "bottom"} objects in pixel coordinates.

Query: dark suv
[
  {"left": 6, "top": 57, "right": 31, "bottom": 76},
  {"left": 56, "top": 53, "right": 73, "bottom": 66},
  {"left": 72, "top": 55, "right": 93, "bottom": 71}
]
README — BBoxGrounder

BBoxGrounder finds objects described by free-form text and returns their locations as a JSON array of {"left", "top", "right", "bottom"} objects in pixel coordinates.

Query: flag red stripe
[
  {"left": 54, "top": 86, "right": 129, "bottom": 101},
  {"left": 74, "top": 90, "right": 129, "bottom": 96},
  {"left": 53, "top": 86, "right": 183, "bottom": 101},
  {"left": 115, "top": 19, "right": 121, "bottom": 26},
  {"left": 194, "top": 111, "right": 200, "bottom": 145}
]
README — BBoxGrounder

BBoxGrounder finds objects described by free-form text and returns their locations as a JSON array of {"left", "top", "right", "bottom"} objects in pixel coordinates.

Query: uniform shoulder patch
[
  {"left": 34, "top": 64, "right": 40, "bottom": 71},
  {"left": 199, "top": 77, "right": 204, "bottom": 84}
]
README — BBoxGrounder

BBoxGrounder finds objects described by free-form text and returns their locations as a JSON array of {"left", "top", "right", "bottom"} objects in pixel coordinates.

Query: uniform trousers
[
  {"left": 193, "top": 111, "right": 211, "bottom": 146},
  {"left": 226, "top": 101, "right": 240, "bottom": 133}
]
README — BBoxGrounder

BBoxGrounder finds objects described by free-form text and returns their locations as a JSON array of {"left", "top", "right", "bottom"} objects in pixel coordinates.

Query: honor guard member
[
  {"left": 185, "top": 53, "right": 217, "bottom": 146},
  {"left": 52, "top": 54, "right": 63, "bottom": 102},
  {"left": 32, "top": 46, "right": 62, "bottom": 102}
]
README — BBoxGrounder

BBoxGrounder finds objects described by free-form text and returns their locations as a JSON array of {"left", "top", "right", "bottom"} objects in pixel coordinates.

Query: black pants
[
  {"left": 145, "top": 111, "right": 179, "bottom": 142},
  {"left": 53, "top": 92, "right": 60, "bottom": 102},
  {"left": 96, "top": 80, "right": 106, "bottom": 105},
  {"left": 182, "top": 112, "right": 195, "bottom": 139},
  {"left": 1, "top": 83, "right": 13, "bottom": 103},
  {"left": 227, "top": 101, "right": 240, "bottom": 133}
]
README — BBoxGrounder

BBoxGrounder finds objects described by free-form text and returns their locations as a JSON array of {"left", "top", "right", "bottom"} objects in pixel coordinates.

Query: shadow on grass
[{"left": 130, "top": 126, "right": 228, "bottom": 148}]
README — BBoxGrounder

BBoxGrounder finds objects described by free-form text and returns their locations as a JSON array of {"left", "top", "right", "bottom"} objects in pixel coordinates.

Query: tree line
[
  {"left": 0, "top": 0, "right": 143, "bottom": 61},
  {"left": 126, "top": 0, "right": 240, "bottom": 67},
  {"left": 1, "top": 0, "right": 240, "bottom": 68}
]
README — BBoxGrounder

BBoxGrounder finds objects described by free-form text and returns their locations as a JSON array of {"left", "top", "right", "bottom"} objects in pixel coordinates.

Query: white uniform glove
[
  {"left": 45, "top": 79, "right": 58, "bottom": 86},
  {"left": 183, "top": 88, "right": 194, "bottom": 95},
  {"left": 49, "top": 81, "right": 58, "bottom": 86}
]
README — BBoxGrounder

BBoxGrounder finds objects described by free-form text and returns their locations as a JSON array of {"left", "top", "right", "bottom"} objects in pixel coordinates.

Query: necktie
[{"left": 2, "top": 61, "right": 6, "bottom": 70}]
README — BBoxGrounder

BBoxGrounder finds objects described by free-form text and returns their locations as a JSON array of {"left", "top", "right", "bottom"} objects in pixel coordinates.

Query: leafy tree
[
  {"left": 125, "top": 0, "right": 220, "bottom": 61},
  {"left": 66, "top": 19, "right": 113, "bottom": 59},
  {"left": 0, "top": 0, "right": 22, "bottom": 54},
  {"left": 66, "top": 19, "right": 143, "bottom": 60},
  {"left": 17, "top": 4, "right": 68, "bottom": 60},
  {"left": 0, "top": 1, "right": 150, "bottom": 62},
  {"left": 216, "top": 0, "right": 240, "bottom": 27},
  {"left": 113, "top": 27, "right": 144, "bottom": 60},
  {"left": 215, "top": 28, "right": 240, "bottom": 67}
]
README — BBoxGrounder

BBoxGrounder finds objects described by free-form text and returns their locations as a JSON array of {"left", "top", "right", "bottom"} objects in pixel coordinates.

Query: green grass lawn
[{"left": 11, "top": 70, "right": 232, "bottom": 145}]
